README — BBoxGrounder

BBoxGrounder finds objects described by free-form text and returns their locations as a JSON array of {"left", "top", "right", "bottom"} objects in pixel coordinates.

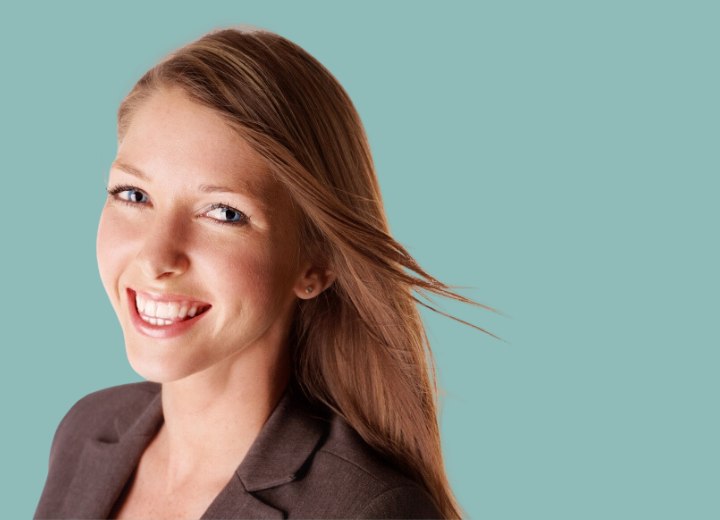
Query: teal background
[{"left": 2, "top": 1, "right": 717, "bottom": 518}]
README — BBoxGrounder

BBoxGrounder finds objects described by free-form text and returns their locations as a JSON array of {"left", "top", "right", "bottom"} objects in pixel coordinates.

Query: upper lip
[{"left": 128, "top": 287, "right": 211, "bottom": 306}]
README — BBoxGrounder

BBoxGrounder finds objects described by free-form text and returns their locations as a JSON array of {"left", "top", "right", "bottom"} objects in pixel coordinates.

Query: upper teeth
[{"left": 135, "top": 293, "right": 206, "bottom": 322}]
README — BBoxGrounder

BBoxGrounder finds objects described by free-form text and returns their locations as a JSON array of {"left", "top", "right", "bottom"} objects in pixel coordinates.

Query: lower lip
[{"left": 127, "top": 289, "right": 210, "bottom": 339}]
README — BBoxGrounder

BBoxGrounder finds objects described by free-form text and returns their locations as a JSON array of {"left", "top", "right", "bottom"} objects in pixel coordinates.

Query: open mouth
[{"left": 128, "top": 288, "right": 211, "bottom": 327}]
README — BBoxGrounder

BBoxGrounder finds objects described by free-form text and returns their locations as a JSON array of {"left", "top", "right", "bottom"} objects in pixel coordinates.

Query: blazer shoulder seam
[
  {"left": 317, "top": 447, "right": 385, "bottom": 483},
  {"left": 357, "top": 484, "right": 440, "bottom": 518}
]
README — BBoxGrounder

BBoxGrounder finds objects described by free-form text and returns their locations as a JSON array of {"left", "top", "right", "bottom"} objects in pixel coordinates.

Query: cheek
[
  {"left": 96, "top": 207, "right": 136, "bottom": 301},
  {"left": 205, "top": 235, "right": 298, "bottom": 311},
  {"left": 207, "top": 244, "right": 282, "bottom": 298}
]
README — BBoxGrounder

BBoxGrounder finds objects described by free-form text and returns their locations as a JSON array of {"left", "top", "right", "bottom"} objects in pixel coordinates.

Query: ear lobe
[{"left": 294, "top": 267, "right": 336, "bottom": 300}]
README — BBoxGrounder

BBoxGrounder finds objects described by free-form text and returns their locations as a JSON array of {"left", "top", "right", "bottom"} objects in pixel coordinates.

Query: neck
[{"left": 154, "top": 346, "right": 291, "bottom": 492}]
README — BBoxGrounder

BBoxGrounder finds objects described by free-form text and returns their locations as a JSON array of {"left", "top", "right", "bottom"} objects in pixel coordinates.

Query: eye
[
  {"left": 204, "top": 204, "right": 249, "bottom": 226},
  {"left": 107, "top": 185, "right": 149, "bottom": 204}
]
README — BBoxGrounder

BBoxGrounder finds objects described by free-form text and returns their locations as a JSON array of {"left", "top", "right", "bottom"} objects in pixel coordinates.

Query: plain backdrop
[{"left": 1, "top": 1, "right": 717, "bottom": 518}]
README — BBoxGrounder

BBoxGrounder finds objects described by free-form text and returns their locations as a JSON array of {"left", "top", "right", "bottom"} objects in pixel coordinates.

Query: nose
[{"left": 134, "top": 215, "right": 190, "bottom": 280}]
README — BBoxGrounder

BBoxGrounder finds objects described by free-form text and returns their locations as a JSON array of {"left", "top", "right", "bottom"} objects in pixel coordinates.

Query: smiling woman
[
  {"left": 98, "top": 88, "right": 311, "bottom": 380},
  {"left": 34, "top": 27, "right": 497, "bottom": 520}
]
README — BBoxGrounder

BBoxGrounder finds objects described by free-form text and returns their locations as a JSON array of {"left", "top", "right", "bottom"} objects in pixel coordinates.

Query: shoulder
[
  {"left": 320, "top": 417, "right": 442, "bottom": 518},
  {"left": 356, "top": 484, "right": 445, "bottom": 519},
  {"left": 261, "top": 407, "right": 443, "bottom": 518},
  {"left": 60, "top": 381, "right": 159, "bottom": 420},
  {"left": 317, "top": 416, "right": 418, "bottom": 491},
  {"left": 49, "top": 381, "right": 160, "bottom": 454},
  {"left": 36, "top": 382, "right": 161, "bottom": 517}
]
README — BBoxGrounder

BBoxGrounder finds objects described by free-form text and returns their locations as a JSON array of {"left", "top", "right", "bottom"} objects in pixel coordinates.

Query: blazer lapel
[
  {"left": 60, "top": 390, "right": 163, "bottom": 519},
  {"left": 202, "top": 382, "right": 330, "bottom": 519},
  {"left": 201, "top": 475, "right": 285, "bottom": 519},
  {"left": 58, "top": 381, "right": 328, "bottom": 519}
]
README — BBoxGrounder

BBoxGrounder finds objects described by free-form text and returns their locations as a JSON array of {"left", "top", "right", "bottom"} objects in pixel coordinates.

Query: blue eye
[
  {"left": 107, "top": 185, "right": 149, "bottom": 204},
  {"left": 205, "top": 204, "right": 248, "bottom": 225},
  {"left": 121, "top": 189, "right": 149, "bottom": 203},
  {"left": 106, "top": 185, "right": 248, "bottom": 226}
]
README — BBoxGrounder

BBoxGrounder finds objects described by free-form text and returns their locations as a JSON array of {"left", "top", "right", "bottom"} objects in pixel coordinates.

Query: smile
[
  {"left": 127, "top": 288, "right": 211, "bottom": 339},
  {"left": 135, "top": 292, "right": 211, "bottom": 325}
]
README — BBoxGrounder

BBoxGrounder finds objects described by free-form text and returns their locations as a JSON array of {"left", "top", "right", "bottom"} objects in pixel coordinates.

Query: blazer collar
[{"left": 63, "top": 381, "right": 329, "bottom": 519}]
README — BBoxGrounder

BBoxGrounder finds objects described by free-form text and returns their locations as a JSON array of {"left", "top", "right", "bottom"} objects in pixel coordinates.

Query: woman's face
[{"left": 97, "top": 87, "right": 313, "bottom": 383}]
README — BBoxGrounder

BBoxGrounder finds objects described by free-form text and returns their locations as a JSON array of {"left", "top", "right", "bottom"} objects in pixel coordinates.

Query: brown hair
[{"left": 118, "top": 27, "right": 501, "bottom": 519}]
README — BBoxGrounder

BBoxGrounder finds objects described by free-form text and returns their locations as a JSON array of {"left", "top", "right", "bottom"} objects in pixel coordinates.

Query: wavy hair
[{"left": 117, "top": 27, "right": 501, "bottom": 519}]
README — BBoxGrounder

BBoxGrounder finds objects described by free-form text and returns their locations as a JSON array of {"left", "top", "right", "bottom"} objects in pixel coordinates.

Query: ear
[{"left": 293, "top": 263, "right": 336, "bottom": 300}]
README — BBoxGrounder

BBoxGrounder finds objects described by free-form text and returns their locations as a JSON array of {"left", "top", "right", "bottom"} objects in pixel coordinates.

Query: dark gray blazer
[{"left": 34, "top": 381, "right": 443, "bottom": 519}]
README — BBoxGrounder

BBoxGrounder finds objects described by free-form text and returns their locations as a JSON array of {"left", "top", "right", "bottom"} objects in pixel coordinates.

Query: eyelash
[{"left": 106, "top": 184, "right": 250, "bottom": 226}]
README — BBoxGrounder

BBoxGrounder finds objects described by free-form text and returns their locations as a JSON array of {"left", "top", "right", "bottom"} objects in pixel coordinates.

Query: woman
[{"left": 35, "top": 27, "right": 497, "bottom": 519}]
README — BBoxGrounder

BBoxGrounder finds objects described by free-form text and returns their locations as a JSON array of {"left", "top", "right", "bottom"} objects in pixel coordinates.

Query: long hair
[{"left": 117, "top": 27, "right": 501, "bottom": 519}]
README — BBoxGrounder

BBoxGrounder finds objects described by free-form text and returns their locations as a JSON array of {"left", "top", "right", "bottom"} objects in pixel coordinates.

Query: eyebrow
[{"left": 111, "top": 160, "right": 266, "bottom": 199}]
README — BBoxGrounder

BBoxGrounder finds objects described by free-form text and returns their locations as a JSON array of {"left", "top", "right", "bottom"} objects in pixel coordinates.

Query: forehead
[{"left": 117, "top": 87, "right": 279, "bottom": 203}]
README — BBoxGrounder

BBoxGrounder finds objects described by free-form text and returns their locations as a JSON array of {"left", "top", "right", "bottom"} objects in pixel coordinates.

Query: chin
[{"left": 124, "top": 340, "right": 209, "bottom": 384}]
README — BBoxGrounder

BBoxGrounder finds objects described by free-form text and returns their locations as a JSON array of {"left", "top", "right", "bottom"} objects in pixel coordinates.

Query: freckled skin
[{"left": 96, "top": 87, "right": 322, "bottom": 384}]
